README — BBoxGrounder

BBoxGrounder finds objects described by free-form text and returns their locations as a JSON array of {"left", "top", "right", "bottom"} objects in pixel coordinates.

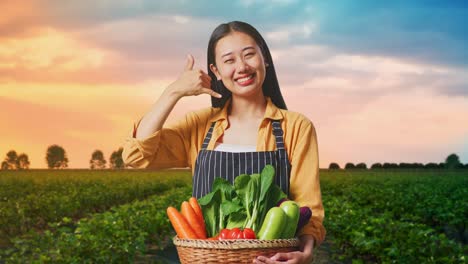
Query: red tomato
[
  {"left": 228, "top": 228, "right": 243, "bottom": 239},
  {"left": 219, "top": 229, "right": 230, "bottom": 240},
  {"left": 242, "top": 228, "right": 256, "bottom": 239},
  {"left": 218, "top": 228, "right": 256, "bottom": 240}
]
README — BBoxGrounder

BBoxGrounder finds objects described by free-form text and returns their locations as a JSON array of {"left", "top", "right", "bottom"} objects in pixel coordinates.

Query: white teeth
[{"left": 237, "top": 74, "right": 253, "bottom": 83}]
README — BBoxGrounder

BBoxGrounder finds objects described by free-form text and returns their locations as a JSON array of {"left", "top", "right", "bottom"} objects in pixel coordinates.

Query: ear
[{"left": 209, "top": 64, "right": 221, "bottom": 80}]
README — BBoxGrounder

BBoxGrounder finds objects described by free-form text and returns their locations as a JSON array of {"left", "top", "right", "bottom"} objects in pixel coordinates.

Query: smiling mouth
[{"left": 236, "top": 73, "right": 255, "bottom": 86}]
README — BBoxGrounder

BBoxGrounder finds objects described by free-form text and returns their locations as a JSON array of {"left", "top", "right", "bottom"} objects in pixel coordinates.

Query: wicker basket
[{"left": 173, "top": 237, "right": 300, "bottom": 264}]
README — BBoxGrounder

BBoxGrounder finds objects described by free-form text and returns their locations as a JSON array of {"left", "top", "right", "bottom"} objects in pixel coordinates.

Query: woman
[{"left": 122, "top": 21, "right": 325, "bottom": 264}]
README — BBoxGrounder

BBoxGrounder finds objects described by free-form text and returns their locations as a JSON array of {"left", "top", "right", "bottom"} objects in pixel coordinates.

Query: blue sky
[{"left": 1, "top": 0, "right": 467, "bottom": 167}]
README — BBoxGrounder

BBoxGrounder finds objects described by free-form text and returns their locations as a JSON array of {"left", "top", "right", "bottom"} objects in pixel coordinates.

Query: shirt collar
[
  {"left": 210, "top": 96, "right": 284, "bottom": 123},
  {"left": 263, "top": 96, "right": 284, "bottom": 121}
]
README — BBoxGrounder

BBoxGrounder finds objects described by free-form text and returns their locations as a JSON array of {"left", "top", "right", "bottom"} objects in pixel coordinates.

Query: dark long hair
[{"left": 207, "top": 21, "right": 287, "bottom": 110}]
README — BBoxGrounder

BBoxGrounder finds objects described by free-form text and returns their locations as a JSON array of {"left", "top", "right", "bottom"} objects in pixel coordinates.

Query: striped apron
[{"left": 192, "top": 120, "right": 291, "bottom": 198}]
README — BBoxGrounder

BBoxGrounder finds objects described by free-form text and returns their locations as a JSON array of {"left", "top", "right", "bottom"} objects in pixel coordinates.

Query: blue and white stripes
[{"left": 192, "top": 120, "right": 291, "bottom": 198}]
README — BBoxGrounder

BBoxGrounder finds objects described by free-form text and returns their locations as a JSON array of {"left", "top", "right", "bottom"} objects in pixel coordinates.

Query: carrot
[
  {"left": 181, "top": 201, "right": 207, "bottom": 239},
  {"left": 166, "top": 206, "right": 198, "bottom": 239},
  {"left": 189, "top": 197, "right": 203, "bottom": 221},
  {"left": 189, "top": 197, "right": 203, "bottom": 219},
  {"left": 189, "top": 197, "right": 207, "bottom": 238}
]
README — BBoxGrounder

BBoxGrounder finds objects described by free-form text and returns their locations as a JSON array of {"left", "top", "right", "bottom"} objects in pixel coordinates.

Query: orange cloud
[
  {"left": 0, "top": 27, "right": 113, "bottom": 81},
  {"left": 0, "top": 1, "right": 40, "bottom": 37},
  {"left": 0, "top": 77, "right": 212, "bottom": 168},
  {"left": 0, "top": 96, "right": 119, "bottom": 167}
]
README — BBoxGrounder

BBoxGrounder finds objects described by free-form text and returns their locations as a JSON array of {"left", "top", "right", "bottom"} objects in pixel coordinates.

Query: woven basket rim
[{"left": 173, "top": 236, "right": 300, "bottom": 249}]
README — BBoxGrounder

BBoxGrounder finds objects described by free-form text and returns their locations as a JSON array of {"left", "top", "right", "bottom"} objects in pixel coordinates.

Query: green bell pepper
[
  {"left": 280, "top": 200, "right": 300, "bottom": 238},
  {"left": 257, "top": 207, "right": 286, "bottom": 240}
]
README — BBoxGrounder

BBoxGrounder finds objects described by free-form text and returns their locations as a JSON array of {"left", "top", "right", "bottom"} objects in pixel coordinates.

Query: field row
[
  {"left": 1, "top": 186, "right": 191, "bottom": 263},
  {"left": 321, "top": 170, "right": 467, "bottom": 263},
  {"left": 1, "top": 169, "right": 466, "bottom": 263},
  {"left": 0, "top": 170, "right": 191, "bottom": 244}
]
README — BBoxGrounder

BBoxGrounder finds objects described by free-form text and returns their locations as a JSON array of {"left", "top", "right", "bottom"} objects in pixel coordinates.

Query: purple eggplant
[{"left": 296, "top": 206, "right": 312, "bottom": 235}]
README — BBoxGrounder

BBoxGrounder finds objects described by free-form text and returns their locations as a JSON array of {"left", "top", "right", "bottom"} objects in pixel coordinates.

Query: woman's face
[{"left": 210, "top": 31, "right": 266, "bottom": 98}]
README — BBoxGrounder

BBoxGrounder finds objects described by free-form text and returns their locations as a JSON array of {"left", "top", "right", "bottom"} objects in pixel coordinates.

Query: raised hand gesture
[{"left": 169, "top": 54, "right": 222, "bottom": 98}]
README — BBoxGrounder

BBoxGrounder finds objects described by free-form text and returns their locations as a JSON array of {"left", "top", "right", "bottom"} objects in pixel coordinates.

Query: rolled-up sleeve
[
  {"left": 289, "top": 121, "right": 326, "bottom": 246},
  {"left": 122, "top": 114, "right": 193, "bottom": 169}
]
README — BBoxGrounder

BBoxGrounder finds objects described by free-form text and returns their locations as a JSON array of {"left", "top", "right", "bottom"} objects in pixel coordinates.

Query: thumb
[{"left": 184, "top": 54, "right": 194, "bottom": 71}]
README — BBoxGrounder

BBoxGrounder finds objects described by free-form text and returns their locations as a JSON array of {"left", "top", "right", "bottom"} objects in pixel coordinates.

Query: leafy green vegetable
[
  {"left": 226, "top": 211, "right": 247, "bottom": 229},
  {"left": 212, "top": 178, "right": 236, "bottom": 232},
  {"left": 198, "top": 189, "right": 220, "bottom": 237},
  {"left": 198, "top": 165, "right": 287, "bottom": 236}
]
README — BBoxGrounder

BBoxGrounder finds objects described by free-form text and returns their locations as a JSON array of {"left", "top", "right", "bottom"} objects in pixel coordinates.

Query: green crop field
[
  {"left": 321, "top": 169, "right": 467, "bottom": 263},
  {"left": 0, "top": 169, "right": 466, "bottom": 263}
]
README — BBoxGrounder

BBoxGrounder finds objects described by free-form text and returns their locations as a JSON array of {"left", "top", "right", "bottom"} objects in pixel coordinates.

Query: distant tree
[
  {"left": 400, "top": 162, "right": 424, "bottom": 169},
  {"left": 46, "top": 145, "right": 69, "bottom": 169},
  {"left": 328, "top": 163, "right": 340, "bottom": 170},
  {"left": 17, "top": 154, "right": 30, "bottom": 170},
  {"left": 109, "top": 147, "right": 125, "bottom": 169},
  {"left": 425, "top": 162, "right": 440, "bottom": 169},
  {"left": 382, "top": 163, "right": 398, "bottom": 169},
  {"left": 399, "top": 162, "right": 410, "bottom": 169},
  {"left": 2, "top": 151, "right": 30, "bottom": 170},
  {"left": 90, "top": 150, "right": 107, "bottom": 169},
  {"left": 344, "top": 163, "right": 355, "bottom": 170},
  {"left": 3, "top": 150, "right": 19, "bottom": 170},
  {"left": 356, "top": 163, "right": 367, "bottom": 169},
  {"left": 445, "top": 153, "right": 462, "bottom": 169},
  {"left": 371, "top": 163, "right": 382, "bottom": 169}
]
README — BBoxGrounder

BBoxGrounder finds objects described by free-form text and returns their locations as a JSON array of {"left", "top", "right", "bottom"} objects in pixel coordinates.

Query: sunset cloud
[
  {"left": 1, "top": 1, "right": 467, "bottom": 168},
  {"left": 0, "top": 27, "right": 107, "bottom": 71}
]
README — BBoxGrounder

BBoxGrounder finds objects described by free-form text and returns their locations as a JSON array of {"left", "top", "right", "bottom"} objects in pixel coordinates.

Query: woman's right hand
[
  {"left": 168, "top": 54, "right": 222, "bottom": 99},
  {"left": 133, "top": 54, "right": 222, "bottom": 139}
]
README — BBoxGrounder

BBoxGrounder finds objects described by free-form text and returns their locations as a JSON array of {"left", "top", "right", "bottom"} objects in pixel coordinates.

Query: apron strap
[
  {"left": 201, "top": 122, "right": 216, "bottom": 150},
  {"left": 271, "top": 120, "right": 285, "bottom": 150}
]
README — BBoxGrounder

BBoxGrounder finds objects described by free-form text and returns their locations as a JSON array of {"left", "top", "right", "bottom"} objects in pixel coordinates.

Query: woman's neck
[{"left": 228, "top": 92, "right": 267, "bottom": 120}]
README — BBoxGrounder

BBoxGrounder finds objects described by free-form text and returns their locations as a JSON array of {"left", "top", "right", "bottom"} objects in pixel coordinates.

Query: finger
[
  {"left": 184, "top": 54, "right": 194, "bottom": 71},
  {"left": 198, "top": 68, "right": 211, "bottom": 77},
  {"left": 255, "top": 256, "right": 274, "bottom": 264},
  {"left": 196, "top": 74, "right": 210, "bottom": 88},
  {"left": 199, "top": 73, "right": 212, "bottom": 85},
  {"left": 200, "top": 72, "right": 212, "bottom": 83},
  {"left": 201, "top": 88, "right": 222, "bottom": 98},
  {"left": 197, "top": 69, "right": 212, "bottom": 84},
  {"left": 200, "top": 79, "right": 211, "bottom": 89},
  {"left": 270, "top": 252, "right": 291, "bottom": 261}
]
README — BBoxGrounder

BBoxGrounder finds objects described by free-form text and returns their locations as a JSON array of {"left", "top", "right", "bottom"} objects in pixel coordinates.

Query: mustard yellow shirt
[{"left": 122, "top": 97, "right": 326, "bottom": 244}]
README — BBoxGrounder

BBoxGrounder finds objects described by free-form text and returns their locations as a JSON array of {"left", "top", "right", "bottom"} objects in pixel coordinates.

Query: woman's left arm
[
  {"left": 254, "top": 119, "right": 324, "bottom": 264},
  {"left": 288, "top": 120, "right": 326, "bottom": 244}
]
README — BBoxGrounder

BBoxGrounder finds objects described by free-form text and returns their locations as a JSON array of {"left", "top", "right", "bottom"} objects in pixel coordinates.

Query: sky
[{"left": 1, "top": 0, "right": 467, "bottom": 168}]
